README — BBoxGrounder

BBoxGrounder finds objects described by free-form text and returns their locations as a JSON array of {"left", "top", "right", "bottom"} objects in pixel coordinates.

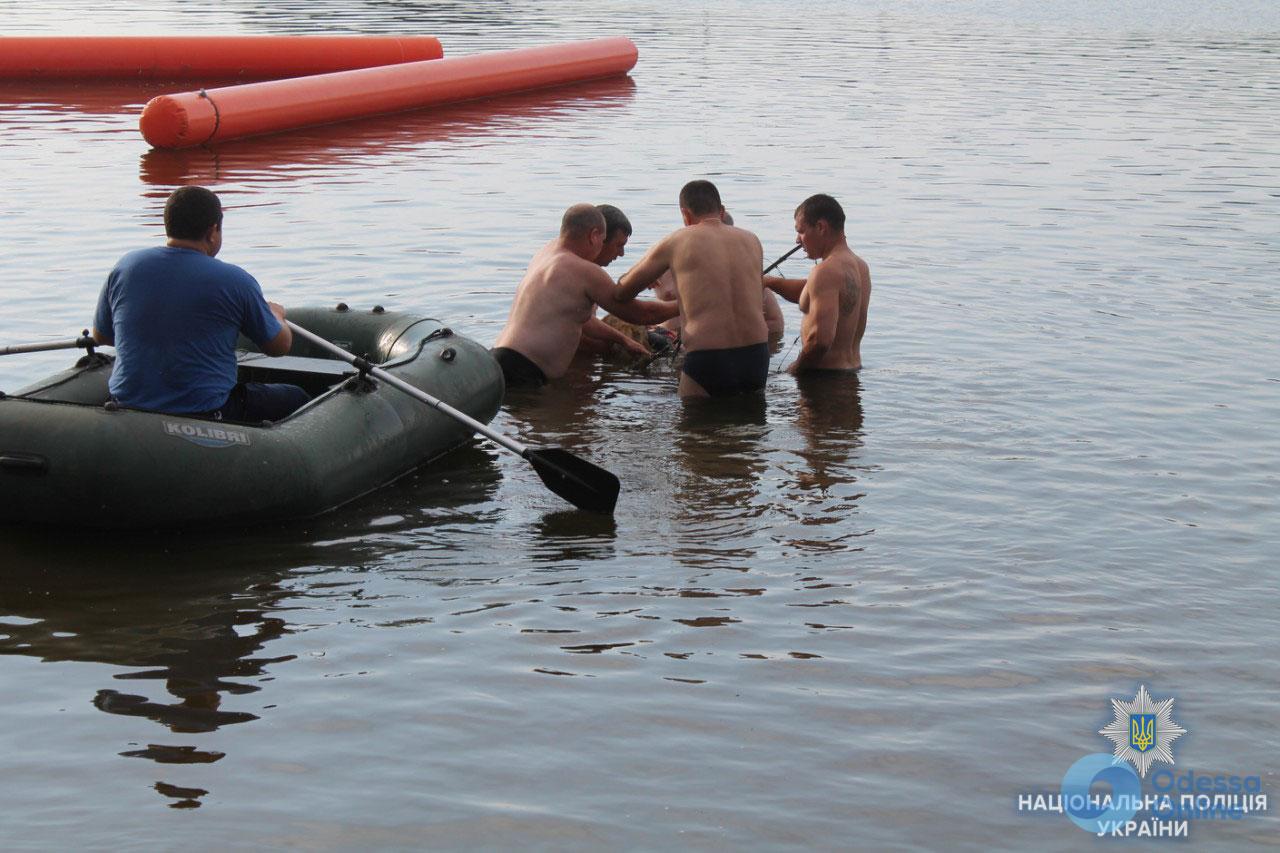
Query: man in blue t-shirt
[{"left": 92, "top": 186, "right": 309, "bottom": 422}]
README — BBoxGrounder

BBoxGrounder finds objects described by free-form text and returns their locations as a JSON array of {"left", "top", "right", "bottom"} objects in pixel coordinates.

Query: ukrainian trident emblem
[
  {"left": 1099, "top": 685, "right": 1186, "bottom": 777},
  {"left": 1130, "top": 713, "right": 1156, "bottom": 753}
]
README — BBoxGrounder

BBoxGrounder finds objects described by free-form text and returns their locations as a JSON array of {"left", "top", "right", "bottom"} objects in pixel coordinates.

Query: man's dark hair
[
  {"left": 560, "top": 203, "right": 606, "bottom": 240},
  {"left": 596, "top": 204, "right": 632, "bottom": 241},
  {"left": 679, "top": 180, "right": 722, "bottom": 217},
  {"left": 165, "top": 186, "right": 223, "bottom": 240},
  {"left": 795, "top": 194, "right": 845, "bottom": 232}
]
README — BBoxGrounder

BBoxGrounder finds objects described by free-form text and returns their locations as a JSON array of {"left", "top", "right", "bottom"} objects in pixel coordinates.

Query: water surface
[{"left": 0, "top": 1, "right": 1277, "bottom": 848}]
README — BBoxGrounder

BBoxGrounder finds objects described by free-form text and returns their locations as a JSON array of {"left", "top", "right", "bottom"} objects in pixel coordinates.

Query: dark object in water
[{"left": 0, "top": 306, "right": 502, "bottom": 529}]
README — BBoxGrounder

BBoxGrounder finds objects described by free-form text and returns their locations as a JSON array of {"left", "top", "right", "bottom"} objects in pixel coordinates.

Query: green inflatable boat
[{"left": 0, "top": 305, "right": 503, "bottom": 529}]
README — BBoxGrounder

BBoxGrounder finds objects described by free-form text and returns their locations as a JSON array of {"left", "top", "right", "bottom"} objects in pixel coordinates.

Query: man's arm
[
  {"left": 583, "top": 264, "right": 680, "bottom": 327},
  {"left": 91, "top": 280, "right": 114, "bottom": 345},
  {"left": 616, "top": 237, "right": 674, "bottom": 300},
  {"left": 580, "top": 316, "right": 650, "bottom": 358},
  {"left": 576, "top": 318, "right": 612, "bottom": 357},
  {"left": 261, "top": 301, "right": 292, "bottom": 356},
  {"left": 597, "top": 293, "right": 679, "bottom": 327},
  {"left": 764, "top": 275, "right": 807, "bottom": 304},
  {"left": 763, "top": 288, "right": 785, "bottom": 337},
  {"left": 792, "top": 270, "right": 841, "bottom": 370}
]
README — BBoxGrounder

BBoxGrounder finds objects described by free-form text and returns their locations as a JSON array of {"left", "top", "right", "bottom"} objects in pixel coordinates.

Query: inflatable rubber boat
[{"left": 0, "top": 305, "right": 503, "bottom": 529}]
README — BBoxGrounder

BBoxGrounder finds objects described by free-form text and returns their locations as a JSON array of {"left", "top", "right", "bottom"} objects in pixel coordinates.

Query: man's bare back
[
  {"left": 494, "top": 241, "right": 601, "bottom": 380},
  {"left": 657, "top": 220, "right": 767, "bottom": 350},
  {"left": 617, "top": 180, "right": 769, "bottom": 397},
  {"left": 652, "top": 208, "right": 785, "bottom": 340}
]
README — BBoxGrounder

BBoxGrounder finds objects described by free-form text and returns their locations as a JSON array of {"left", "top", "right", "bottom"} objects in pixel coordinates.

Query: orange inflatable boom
[
  {"left": 140, "top": 37, "right": 639, "bottom": 149},
  {"left": 0, "top": 36, "right": 443, "bottom": 80}
]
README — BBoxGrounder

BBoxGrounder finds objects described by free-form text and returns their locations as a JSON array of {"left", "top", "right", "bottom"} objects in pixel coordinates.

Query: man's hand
[
  {"left": 617, "top": 335, "right": 651, "bottom": 359},
  {"left": 262, "top": 301, "right": 293, "bottom": 356}
]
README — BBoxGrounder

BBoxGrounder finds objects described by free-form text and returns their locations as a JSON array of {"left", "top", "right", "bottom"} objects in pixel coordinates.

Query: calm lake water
[{"left": 1, "top": 1, "right": 1277, "bottom": 848}]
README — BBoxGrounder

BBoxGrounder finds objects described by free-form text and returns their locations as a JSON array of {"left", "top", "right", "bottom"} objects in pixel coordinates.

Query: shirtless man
[
  {"left": 616, "top": 180, "right": 770, "bottom": 397},
  {"left": 765, "top": 194, "right": 870, "bottom": 373},
  {"left": 492, "top": 204, "right": 677, "bottom": 387},
  {"left": 577, "top": 204, "right": 652, "bottom": 358},
  {"left": 653, "top": 209, "right": 784, "bottom": 340}
]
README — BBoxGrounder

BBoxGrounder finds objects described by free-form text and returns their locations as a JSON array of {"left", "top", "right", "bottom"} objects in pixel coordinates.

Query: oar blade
[{"left": 527, "top": 448, "right": 620, "bottom": 515}]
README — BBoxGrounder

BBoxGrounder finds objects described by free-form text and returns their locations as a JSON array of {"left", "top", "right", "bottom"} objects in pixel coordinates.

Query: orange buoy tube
[
  {"left": 0, "top": 36, "right": 443, "bottom": 80},
  {"left": 139, "top": 37, "right": 639, "bottom": 149}
]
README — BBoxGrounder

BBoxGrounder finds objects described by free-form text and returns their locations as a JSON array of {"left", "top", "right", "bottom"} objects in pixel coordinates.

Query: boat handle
[{"left": 0, "top": 452, "right": 48, "bottom": 473}]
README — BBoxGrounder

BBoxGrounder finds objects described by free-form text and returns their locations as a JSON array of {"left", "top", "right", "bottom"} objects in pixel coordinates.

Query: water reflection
[
  {"left": 0, "top": 80, "right": 232, "bottom": 115},
  {"left": 0, "top": 533, "right": 297, "bottom": 808},
  {"left": 137, "top": 75, "right": 636, "bottom": 188},
  {"left": 307, "top": 444, "right": 506, "bottom": 553},
  {"left": 777, "top": 372, "right": 872, "bottom": 555},
  {"left": 531, "top": 510, "right": 617, "bottom": 563},
  {"left": 666, "top": 395, "right": 770, "bottom": 569},
  {"left": 793, "top": 372, "right": 866, "bottom": 493},
  {"left": 0, "top": 443, "right": 502, "bottom": 809},
  {"left": 674, "top": 394, "right": 769, "bottom": 510},
  {"left": 502, "top": 365, "right": 618, "bottom": 449}
]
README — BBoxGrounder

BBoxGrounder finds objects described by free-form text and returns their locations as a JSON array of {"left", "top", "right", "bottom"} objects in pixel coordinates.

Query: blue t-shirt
[{"left": 93, "top": 246, "right": 282, "bottom": 413}]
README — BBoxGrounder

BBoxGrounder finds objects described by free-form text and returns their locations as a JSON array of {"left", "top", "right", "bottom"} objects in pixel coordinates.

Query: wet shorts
[
  {"left": 681, "top": 342, "right": 770, "bottom": 396},
  {"left": 490, "top": 346, "right": 548, "bottom": 388}
]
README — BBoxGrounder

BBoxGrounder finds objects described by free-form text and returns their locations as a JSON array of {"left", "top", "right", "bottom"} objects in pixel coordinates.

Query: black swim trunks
[
  {"left": 490, "top": 346, "right": 548, "bottom": 388},
  {"left": 681, "top": 342, "right": 770, "bottom": 396}
]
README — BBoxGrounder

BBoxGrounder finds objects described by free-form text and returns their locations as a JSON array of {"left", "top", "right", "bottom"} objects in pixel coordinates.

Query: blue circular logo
[{"left": 1061, "top": 753, "right": 1142, "bottom": 833}]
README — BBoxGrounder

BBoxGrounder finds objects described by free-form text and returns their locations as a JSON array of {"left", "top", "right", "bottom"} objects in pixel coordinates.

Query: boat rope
[{"left": 197, "top": 89, "right": 222, "bottom": 147}]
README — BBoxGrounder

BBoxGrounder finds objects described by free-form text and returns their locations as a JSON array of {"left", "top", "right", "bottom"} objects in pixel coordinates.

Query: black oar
[
  {"left": 763, "top": 242, "right": 803, "bottom": 276},
  {"left": 1, "top": 332, "right": 98, "bottom": 357},
  {"left": 763, "top": 244, "right": 806, "bottom": 373},
  {"left": 637, "top": 243, "right": 803, "bottom": 371},
  {"left": 287, "top": 320, "right": 620, "bottom": 515}
]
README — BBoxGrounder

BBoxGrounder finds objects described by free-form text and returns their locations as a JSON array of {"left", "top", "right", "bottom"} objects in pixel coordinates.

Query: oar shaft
[
  {"left": 763, "top": 242, "right": 803, "bottom": 277},
  {"left": 1, "top": 335, "right": 97, "bottom": 357},
  {"left": 286, "top": 321, "right": 530, "bottom": 458}
]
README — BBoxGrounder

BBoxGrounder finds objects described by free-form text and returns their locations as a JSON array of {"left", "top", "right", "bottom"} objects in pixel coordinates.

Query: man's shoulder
[
  {"left": 113, "top": 245, "right": 167, "bottom": 268},
  {"left": 200, "top": 254, "right": 258, "bottom": 285},
  {"left": 810, "top": 255, "right": 848, "bottom": 286},
  {"left": 546, "top": 249, "right": 605, "bottom": 280},
  {"left": 819, "top": 248, "right": 862, "bottom": 272}
]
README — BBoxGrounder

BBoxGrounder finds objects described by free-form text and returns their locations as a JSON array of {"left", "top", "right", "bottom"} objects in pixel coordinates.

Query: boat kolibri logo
[{"left": 163, "top": 420, "right": 252, "bottom": 448}]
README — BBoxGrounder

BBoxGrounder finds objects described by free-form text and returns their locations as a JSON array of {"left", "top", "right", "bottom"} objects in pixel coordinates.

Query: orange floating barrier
[
  {"left": 137, "top": 77, "right": 637, "bottom": 187},
  {"left": 139, "top": 37, "right": 638, "bottom": 150},
  {"left": 0, "top": 36, "right": 443, "bottom": 81}
]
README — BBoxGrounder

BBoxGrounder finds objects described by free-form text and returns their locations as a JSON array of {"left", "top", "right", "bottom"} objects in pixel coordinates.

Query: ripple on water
[{"left": 1, "top": 1, "right": 1278, "bottom": 848}]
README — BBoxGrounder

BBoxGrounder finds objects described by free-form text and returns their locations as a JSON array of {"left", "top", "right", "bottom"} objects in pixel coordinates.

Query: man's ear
[{"left": 680, "top": 207, "right": 694, "bottom": 227}]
